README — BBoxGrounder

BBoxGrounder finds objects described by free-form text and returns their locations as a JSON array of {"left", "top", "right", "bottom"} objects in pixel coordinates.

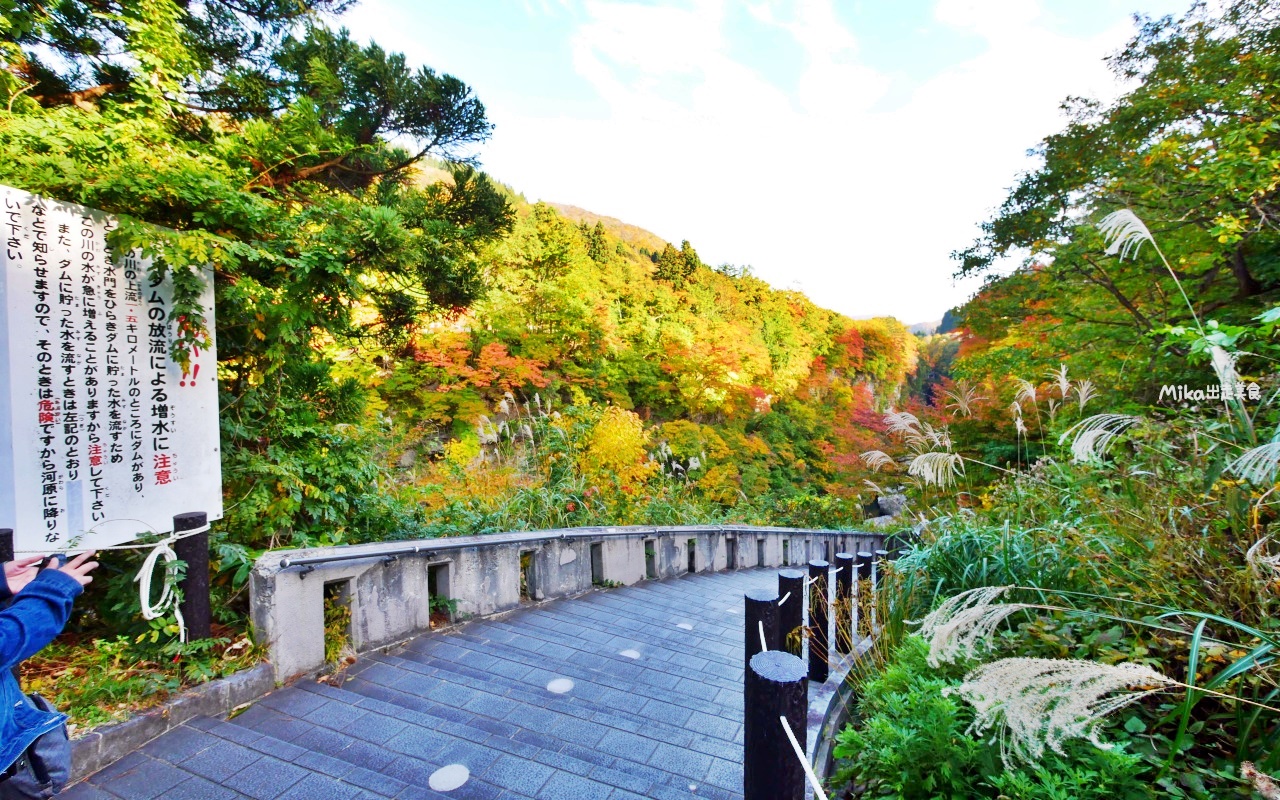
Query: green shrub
[
  {"left": 833, "top": 637, "right": 990, "bottom": 798},
  {"left": 831, "top": 636, "right": 1154, "bottom": 800},
  {"left": 983, "top": 755, "right": 1155, "bottom": 800}
]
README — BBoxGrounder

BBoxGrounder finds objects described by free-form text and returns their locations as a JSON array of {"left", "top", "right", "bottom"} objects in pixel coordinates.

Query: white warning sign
[{"left": 0, "top": 185, "right": 222, "bottom": 553}]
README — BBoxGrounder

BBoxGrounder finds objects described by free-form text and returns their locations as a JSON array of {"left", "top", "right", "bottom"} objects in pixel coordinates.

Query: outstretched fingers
[{"left": 57, "top": 551, "right": 100, "bottom": 586}]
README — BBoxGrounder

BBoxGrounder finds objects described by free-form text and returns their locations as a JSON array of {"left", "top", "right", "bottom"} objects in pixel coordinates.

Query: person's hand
[
  {"left": 54, "top": 551, "right": 99, "bottom": 587},
  {"left": 4, "top": 555, "right": 43, "bottom": 594}
]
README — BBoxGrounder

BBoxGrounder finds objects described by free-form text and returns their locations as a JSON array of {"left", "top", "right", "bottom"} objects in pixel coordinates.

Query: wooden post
[
  {"left": 807, "top": 559, "right": 829, "bottom": 683},
  {"left": 744, "top": 588, "right": 779, "bottom": 668},
  {"left": 856, "top": 551, "right": 873, "bottom": 639},
  {"left": 777, "top": 569, "right": 804, "bottom": 658},
  {"left": 834, "top": 552, "right": 854, "bottom": 655},
  {"left": 174, "top": 512, "right": 212, "bottom": 640},
  {"left": 1, "top": 529, "right": 14, "bottom": 681},
  {"left": 744, "top": 650, "right": 807, "bottom": 800},
  {"left": 872, "top": 548, "right": 891, "bottom": 632},
  {"left": 874, "top": 548, "right": 890, "bottom": 589}
]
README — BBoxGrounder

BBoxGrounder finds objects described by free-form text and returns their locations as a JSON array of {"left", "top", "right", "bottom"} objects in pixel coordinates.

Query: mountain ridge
[{"left": 545, "top": 202, "right": 670, "bottom": 255}]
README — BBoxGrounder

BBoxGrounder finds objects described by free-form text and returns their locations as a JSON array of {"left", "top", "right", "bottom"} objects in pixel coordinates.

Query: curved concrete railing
[{"left": 251, "top": 525, "right": 888, "bottom": 682}]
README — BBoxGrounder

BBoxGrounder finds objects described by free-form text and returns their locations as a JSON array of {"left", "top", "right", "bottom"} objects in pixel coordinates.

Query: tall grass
[{"left": 833, "top": 211, "right": 1280, "bottom": 796}]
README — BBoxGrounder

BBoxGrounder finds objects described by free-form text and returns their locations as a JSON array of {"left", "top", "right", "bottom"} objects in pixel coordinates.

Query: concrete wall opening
[
  {"left": 686, "top": 538, "right": 697, "bottom": 573},
  {"left": 726, "top": 536, "right": 737, "bottom": 570},
  {"left": 756, "top": 537, "right": 765, "bottom": 567},
  {"left": 782, "top": 539, "right": 790, "bottom": 565},
  {"left": 590, "top": 542, "right": 605, "bottom": 585},
  {"left": 644, "top": 539, "right": 657, "bottom": 580},
  {"left": 520, "top": 550, "right": 537, "bottom": 602},
  {"left": 322, "top": 580, "right": 352, "bottom": 666},
  {"left": 427, "top": 562, "right": 452, "bottom": 629}
]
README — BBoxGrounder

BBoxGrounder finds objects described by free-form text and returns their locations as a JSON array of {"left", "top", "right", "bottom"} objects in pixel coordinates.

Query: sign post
[{"left": 173, "top": 511, "right": 211, "bottom": 640}]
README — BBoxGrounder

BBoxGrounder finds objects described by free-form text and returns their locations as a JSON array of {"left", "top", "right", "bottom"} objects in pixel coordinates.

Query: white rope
[
  {"left": 135, "top": 534, "right": 185, "bottom": 643},
  {"left": 778, "top": 592, "right": 791, "bottom": 606},
  {"left": 13, "top": 519, "right": 212, "bottom": 553},
  {"left": 758, "top": 621, "right": 768, "bottom": 652},
  {"left": 131, "top": 523, "right": 208, "bottom": 644},
  {"left": 10, "top": 518, "right": 210, "bottom": 643},
  {"left": 780, "top": 715, "right": 829, "bottom": 800}
]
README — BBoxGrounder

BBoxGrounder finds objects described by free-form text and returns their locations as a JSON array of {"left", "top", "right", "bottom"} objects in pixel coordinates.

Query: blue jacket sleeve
[{"left": 0, "top": 569, "right": 82, "bottom": 670}]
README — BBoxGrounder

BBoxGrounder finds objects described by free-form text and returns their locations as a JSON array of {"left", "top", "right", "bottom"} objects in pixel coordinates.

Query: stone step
[
  {"left": 370, "top": 644, "right": 744, "bottom": 755},
  {"left": 469, "top": 599, "right": 747, "bottom": 686},
  {"left": 338, "top": 653, "right": 743, "bottom": 798},
  {"left": 394, "top": 621, "right": 745, "bottom": 719},
  {"left": 60, "top": 714, "right": 408, "bottom": 800},
  {"left": 218, "top": 690, "right": 520, "bottom": 800},
  {"left": 316, "top": 676, "right": 711, "bottom": 800},
  {"left": 353, "top": 651, "right": 742, "bottom": 763},
  {"left": 61, "top": 569, "right": 800, "bottom": 800},
  {"left": 572, "top": 575, "right": 766, "bottom": 652}
]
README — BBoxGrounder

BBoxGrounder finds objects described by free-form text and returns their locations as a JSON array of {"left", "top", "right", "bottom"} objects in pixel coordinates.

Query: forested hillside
[{"left": 343, "top": 191, "right": 921, "bottom": 536}]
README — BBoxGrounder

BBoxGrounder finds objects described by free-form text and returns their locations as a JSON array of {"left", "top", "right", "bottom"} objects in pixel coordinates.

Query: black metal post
[
  {"left": 856, "top": 551, "right": 873, "bottom": 639},
  {"left": 778, "top": 569, "right": 804, "bottom": 658},
  {"left": 807, "top": 559, "right": 829, "bottom": 683},
  {"left": 744, "top": 588, "right": 779, "bottom": 668},
  {"left": 873, "top": 548, "right": 891, "bottom": 633},
  {"left": 1, "top": 529, "right": 14, "bottom": 682},
  {"left": 874, "top": 548, "right": 890, "bottom": 589},
  {"left": 173, "top": 512, "right": 212, "bottom": 640},
  {"left": 744, "top": 650, "right": 808, "bottom": 800},
  {"left": 834, "top": 552, "right": 854, "bottom": 655}
]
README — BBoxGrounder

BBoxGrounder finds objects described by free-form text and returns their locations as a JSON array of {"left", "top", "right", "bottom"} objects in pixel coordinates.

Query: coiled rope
[
  {"left": 11, "top": 518, "right": 213, "bottom": 644},
  {"left": 134, "top": 524, "right": 208, "bottom": 644}
]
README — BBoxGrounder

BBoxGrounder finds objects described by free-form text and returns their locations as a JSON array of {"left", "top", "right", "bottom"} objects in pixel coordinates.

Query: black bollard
[
  {"left": 807, "top": 559, "right": 829, "bottom": 683},
  {"left": 834, "top": 552, "right": 854, "bottom": 655},
  {"left": 856, "top": 551, "right": 874, "bottom": 583},
  {"left": 873, "top": 548, "right": 891, "bottom": 632},
  {"left": 744, "top": 650, "right": 808, "bottom": 800},
  {"left": 744, "top": 588, "right": 780, "bottom": 668},
  {"left": 778, "top": 569, "right": 805, "bottom": 658},
  {"left": 1, "top": 529, "right": 13, "bottom": 682},
  {"left": 173, "top": 512, "right": 212, "bottom": 640},
  {"left": 874, "top": 548, "right": 891, "bottom": 588},
  {"left": 856, "top": 551, "right": 873, "bottom": 639}
]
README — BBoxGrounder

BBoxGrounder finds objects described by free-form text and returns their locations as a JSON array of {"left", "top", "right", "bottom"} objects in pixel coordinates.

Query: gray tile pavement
[{"left": 64, "top": 568, "right": 783, "bottom": 800}]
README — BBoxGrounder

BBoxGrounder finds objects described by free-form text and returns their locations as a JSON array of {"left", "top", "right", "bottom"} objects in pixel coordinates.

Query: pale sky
[{"left": 339, "top": 0, "right": 1188, "bottom": 324}]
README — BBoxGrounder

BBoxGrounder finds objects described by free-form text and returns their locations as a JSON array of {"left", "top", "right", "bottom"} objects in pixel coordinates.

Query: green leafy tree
[
  {"left": 679, "top": 239, "right": 702, "bottom": 274},
  {"left": 0, "top": 0, "right": 513, "bottom": 559},
  {"left": 587, "top": 220, "right": 610, "bottom": 263},
  {"left": 958, "top": 0, "right": 1280, "bottom": 302},
  {"left": 654, "top": 242, "right": 684, "bottom": 283},
  {"left": 952, "top": 0, "right": 1280, "bottom": 400}
]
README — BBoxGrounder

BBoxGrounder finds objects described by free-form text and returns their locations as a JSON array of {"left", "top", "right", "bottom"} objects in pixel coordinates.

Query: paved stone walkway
[{"left": 65, "top": 568, "right": 783, "bottom": 800}]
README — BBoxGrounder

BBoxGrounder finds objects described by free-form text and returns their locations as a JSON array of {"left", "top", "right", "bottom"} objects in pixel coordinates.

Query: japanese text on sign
[{"left": 0, "top": 185, "right": 222, "bottom": 552}]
